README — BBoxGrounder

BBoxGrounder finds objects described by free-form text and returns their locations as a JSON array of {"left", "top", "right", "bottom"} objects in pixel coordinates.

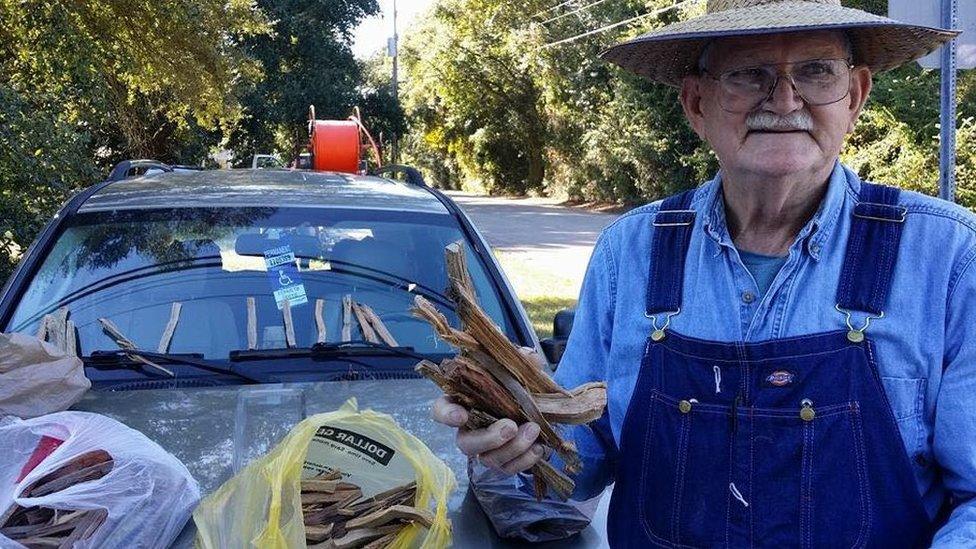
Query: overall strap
[
  {"left": 836, "top": 182, "right": 907, "bottom": 316},
  {"left": 645, "top": 189, "right": 697, "bottom": 315}
]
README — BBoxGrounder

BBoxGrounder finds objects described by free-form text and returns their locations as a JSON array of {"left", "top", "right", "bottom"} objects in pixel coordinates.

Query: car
[
  {"left": 251, "top": 154, "right": 283, "bottom": 169},
  {"left": 0, "top": 166, "right": 604, "bottom": 547}
]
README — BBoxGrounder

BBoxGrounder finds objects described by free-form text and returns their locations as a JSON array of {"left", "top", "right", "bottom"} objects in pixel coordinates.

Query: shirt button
[
  {"left": 810, "top": 243, "right": 821, "bottom": 255},
  {"left": 741, "top": 292, "right": 755, "bottom": 304}
]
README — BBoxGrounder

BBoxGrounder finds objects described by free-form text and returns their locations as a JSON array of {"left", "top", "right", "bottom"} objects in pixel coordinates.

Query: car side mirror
[{"left": 540, "top": 308, "right": 576, "bottom": 368}]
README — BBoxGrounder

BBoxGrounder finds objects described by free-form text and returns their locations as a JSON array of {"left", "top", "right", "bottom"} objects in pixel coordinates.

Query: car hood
[{"left": 70, "top": 379, "right": 605, "bottom": 547}]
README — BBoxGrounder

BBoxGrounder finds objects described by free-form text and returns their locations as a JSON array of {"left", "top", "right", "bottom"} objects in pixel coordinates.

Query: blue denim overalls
[{"left": 607, "top": 183, "right": 933, "bottom": 548}]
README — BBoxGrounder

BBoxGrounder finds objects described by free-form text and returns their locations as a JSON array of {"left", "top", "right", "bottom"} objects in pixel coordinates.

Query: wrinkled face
[{"left": 680, "top": 31, "right": 873, "bottom": 180}]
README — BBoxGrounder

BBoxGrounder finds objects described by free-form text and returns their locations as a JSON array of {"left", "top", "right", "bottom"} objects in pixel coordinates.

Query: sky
[{"left": 352, "top": 0, "right": 437, "bottom": 60}]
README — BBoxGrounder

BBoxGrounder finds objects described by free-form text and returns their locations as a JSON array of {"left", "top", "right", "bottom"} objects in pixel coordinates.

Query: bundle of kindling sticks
[
  {"left": 413, "top": 242, "right": 607, "bottom": 500},
  {"left": 300, "top": 471, "right": 433, "bottom": 548},
  {"left": 1, "top": 450, "right": 113, "bottom": 547}
]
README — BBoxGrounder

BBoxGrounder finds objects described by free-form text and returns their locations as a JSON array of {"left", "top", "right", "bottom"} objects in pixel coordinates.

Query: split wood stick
[
  {"left": 351, "top": 302, "right": 379, "bottom": 343},
  {"left": 57, "top": 508, "right": 107, "bottom": 548},
  {"left": 444, "top": 242, "right": 474, "bottom": 301},
  {"left": 444, "top": 243, "right": 569, "bottom": 396},
  {"left": 12, "top": 537, "right": 61, "bottom": 547},
  {"left": 361, "top": 531, "right": 401, "bottom": 549},
  {"left": 49, "top": 307, "right": 69, "bottom": 353},
  {"left": 157, "top": 302, "right": 182, "bottom": 353},
  {"left": 305, "top": 523, "right": 333, "bottom": 542},
  {"left": 343, "top": 482, "right": 417, "bottom": 516},
  {"left": 2, "top": 512, "right": 82, "bottom": 538},
  {"left": 23, "top": 450, "right": 112, "bottom": 496},
  {"left": 282, "top": 300, "right": 296, "bottom": 348},
  {"left": 302, "top": 489, "right": 361, "bottom": 505},
  {"left": 247, "top": 297, "right": 258, "bottom": 350},
  {"left": 28, "top": 460, "right": 114, "bottom": 497},
  {"left": 344, "top": 504, "right": 434, "bottom": 530},
  {"left": 36, "top": 315, "right": 51, "bottom": 341},
  {"left": 64, "top": 320, "right": 77, "bottom": 357},
  {"left": 411, "top": 241, "right": 610, "bottom": 500},
  {"left": 533, "top": 382, "right": 608, "bottom": 425},
  {"left": 98, "top": 318, "right": 174, "bottom": 377},
  {"left": 460, "top": 354, "right": 579, "bottom": 472},
  {"left": 416, "top": 360, "right": 575, "bottom": 498},
  {"left": 331, "top": 523, "right": 404, "bottom": 549},
  {"left": 0, "top": 504, "right": 24, "bottom": 528},
  {"left": 341, "top": 295, "right": 352, "bottom": 342},
  {"left": 301, "top": 479, "right": 340, "bottom": 493},
  {"left": 315, "top": 299, "right": 327, "bottom": 344},
  {"left": 357, "top": 303, "right": 398, "bottom": 347},
  {"left": 411, "top": 296, "right": 479, "bottom": 349}
]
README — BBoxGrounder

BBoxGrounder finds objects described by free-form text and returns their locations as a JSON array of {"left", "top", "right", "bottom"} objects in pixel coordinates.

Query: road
[{"left": 445, "top": 192, "right": 619, "bottom": 296}]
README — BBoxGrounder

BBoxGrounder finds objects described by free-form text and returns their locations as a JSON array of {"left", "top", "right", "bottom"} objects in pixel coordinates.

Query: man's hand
[{"left": 432, "top": 396, "right": 546, "bottom": 475}]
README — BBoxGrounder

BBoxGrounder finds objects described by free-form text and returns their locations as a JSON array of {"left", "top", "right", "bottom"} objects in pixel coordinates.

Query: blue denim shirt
[{"left": 471, "top": 163, "right": 976, "bottom": 546}]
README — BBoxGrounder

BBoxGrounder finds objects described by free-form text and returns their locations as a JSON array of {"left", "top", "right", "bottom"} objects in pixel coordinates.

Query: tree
[
  {"left": 401, "top": 0, "right": 549, "bottom": 194},
  {"left": 226, "top": 0, "right": 379, "bottom": 165},
  {"left": 359, "top": 52, "right": 408, "bottom": 164},
  {"left": 0, "top": 0, "right": 269, "bottom": 280}
]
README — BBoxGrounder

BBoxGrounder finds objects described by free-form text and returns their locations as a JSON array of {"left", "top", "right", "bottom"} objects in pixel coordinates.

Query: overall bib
[{"left": 607, "top": 183, "right": 932, "bottom": 548}]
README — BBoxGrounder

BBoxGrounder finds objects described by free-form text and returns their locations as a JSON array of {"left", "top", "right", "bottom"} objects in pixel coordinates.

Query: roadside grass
[{"left": 492, "top": 250, "right": 578, "bottom": 340}]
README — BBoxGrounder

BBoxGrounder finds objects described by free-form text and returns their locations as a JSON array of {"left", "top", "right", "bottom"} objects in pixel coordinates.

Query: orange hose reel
[
  {"left": 307, "top": 105, "right": 383, "bottom": 174},
  {"left": 310, "top": 120, "right": 361, "bottom": 173}
]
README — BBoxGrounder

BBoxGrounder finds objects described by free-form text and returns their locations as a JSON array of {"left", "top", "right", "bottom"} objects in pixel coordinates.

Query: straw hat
[{"left": 600, "top": 0, "right": 960, "bottom": 87}]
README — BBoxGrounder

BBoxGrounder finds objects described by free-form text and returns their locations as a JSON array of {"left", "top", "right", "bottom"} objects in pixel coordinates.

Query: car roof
[{"left": 77, "top": 169, "right": 450, "bottom": 215}]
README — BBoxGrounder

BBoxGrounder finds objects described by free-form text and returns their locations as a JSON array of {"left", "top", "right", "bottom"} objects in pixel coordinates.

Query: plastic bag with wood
[
  {"left": 0, "top": 411, "right": 200, "bottom": 548},
  {"left": 193, "top": 398, "right": 455, "bottom": 549},
  {"left": 0, "top": 333, "right": 90, "bottom": 419}
]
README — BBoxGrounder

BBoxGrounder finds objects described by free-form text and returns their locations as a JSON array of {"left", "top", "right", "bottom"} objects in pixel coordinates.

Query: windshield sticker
[{"left": 264, "top": 244, "right": 308, "bottom": 310}]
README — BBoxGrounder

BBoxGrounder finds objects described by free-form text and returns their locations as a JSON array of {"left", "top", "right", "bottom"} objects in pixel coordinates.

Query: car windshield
[{"left": 6, "top": 207, "right": 514, "bottom": 359}]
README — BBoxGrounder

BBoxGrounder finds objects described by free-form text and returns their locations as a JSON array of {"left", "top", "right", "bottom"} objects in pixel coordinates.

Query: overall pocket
[
  {"left": 638, "top": 391, "right": 731, "bottom": 547},
  {"left": 880, "top": 377, "right": 927, "bottom": 463},
  {"left": 750, "top": 403, "right": 871, "bottom": 549}
]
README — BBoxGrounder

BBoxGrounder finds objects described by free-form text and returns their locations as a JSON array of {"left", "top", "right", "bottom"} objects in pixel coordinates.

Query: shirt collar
[{"left": 697, "top": 161, "right": 851, "bottom": 262}]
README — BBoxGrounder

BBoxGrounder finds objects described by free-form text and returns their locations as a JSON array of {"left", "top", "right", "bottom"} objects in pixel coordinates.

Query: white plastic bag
[
  {"left": 0, "top": 411, "right": 200, "bottom": 548},
  {"left": 0, "top": 333, "right": 90, "bottom": 419}
]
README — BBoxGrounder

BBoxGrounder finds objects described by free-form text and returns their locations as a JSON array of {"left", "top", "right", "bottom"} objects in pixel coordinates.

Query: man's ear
[
  {"left": 846, "top": 66, "right": 873, "bottom": 134},
  {"left": 680, "top": 75, "right": 708, "bottom": 139}
]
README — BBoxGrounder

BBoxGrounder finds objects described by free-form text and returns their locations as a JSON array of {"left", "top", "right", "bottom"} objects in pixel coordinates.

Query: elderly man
[{"left": 433, "top": 0, "right": 973, "bottom": 546}]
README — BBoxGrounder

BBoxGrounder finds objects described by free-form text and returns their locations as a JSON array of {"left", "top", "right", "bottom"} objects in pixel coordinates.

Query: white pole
[
  {"left": 939, "top": 0, "right": 958, "bottom": 202},
  {"left": 391, "top": 0, "right": 400, "bottom": 163}
]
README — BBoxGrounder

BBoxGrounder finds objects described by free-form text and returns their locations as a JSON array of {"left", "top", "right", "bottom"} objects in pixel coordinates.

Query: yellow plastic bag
[{"left": 194, "top": 398, "right": 455, "bottom": 549}]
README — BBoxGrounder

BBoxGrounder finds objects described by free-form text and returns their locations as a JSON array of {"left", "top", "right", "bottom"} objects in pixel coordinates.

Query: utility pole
[
  {"left": 389, "top": 0, "right": 400, "bottom": 163},
  {"left": 939, "top": 0, "right": 958, "bottom": 202}
]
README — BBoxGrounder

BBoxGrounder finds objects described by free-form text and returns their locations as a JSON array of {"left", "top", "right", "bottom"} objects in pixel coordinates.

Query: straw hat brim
[{"left": 600, "top": 2, "right": 960, "bottom": 87}]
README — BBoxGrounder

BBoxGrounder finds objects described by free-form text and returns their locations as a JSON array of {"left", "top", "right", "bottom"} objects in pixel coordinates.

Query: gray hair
[{"left": 696, "top": 31, "right": 855, "bottom": 73}]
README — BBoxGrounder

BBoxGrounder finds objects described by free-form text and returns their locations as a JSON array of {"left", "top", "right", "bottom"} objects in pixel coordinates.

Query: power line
[
  {"left": 530, "top": 0, "right": 578, "bottom": 19},
  {"left": 539, "top": 0, "right": 700, "bottom": 49},
  {"left": 539, "top": 0, "right": 614, "bottom": 26}
]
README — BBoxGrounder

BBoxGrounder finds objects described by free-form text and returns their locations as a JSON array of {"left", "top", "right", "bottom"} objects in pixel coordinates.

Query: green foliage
[
  {"left": 0, "top": 87, "right": 97, "bottom": 276},
  {"left": 226, "top": 0, "right": 379, "bottom": 165},
  {"left": 403, "top": 0, "right": 975, "bottom": 211},
  {"left": 0, "top": 0, "right": 269, "bottom": 282},
  {"left": 401, "top": 0, "right": 548, "bottom": 194},
  {"left": 360, "top": 53, "right": 408, "bottom": 164}
]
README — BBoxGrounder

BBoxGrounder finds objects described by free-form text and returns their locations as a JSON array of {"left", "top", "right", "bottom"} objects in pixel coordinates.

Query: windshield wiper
[
  {"left": 85, "top": 349, "right": 262, "bottom": 383},
  {"left": 229, "top": 340, "right": 428, "bottom": 362}
]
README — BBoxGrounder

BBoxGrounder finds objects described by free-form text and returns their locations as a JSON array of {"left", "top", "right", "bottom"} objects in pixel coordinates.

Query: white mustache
[{"left": 746, "top": 111, "right": 814, "bottom": 132}]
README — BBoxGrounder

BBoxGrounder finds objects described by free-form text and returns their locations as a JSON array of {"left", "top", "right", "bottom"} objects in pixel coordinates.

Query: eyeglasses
[{"left": 702, "top": 58, "right": 854, "bottom": 113}]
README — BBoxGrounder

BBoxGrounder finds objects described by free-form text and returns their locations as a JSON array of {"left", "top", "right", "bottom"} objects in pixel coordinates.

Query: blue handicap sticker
[{"left": 264, "top": 244, "right": 308, "bottom": 310}]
